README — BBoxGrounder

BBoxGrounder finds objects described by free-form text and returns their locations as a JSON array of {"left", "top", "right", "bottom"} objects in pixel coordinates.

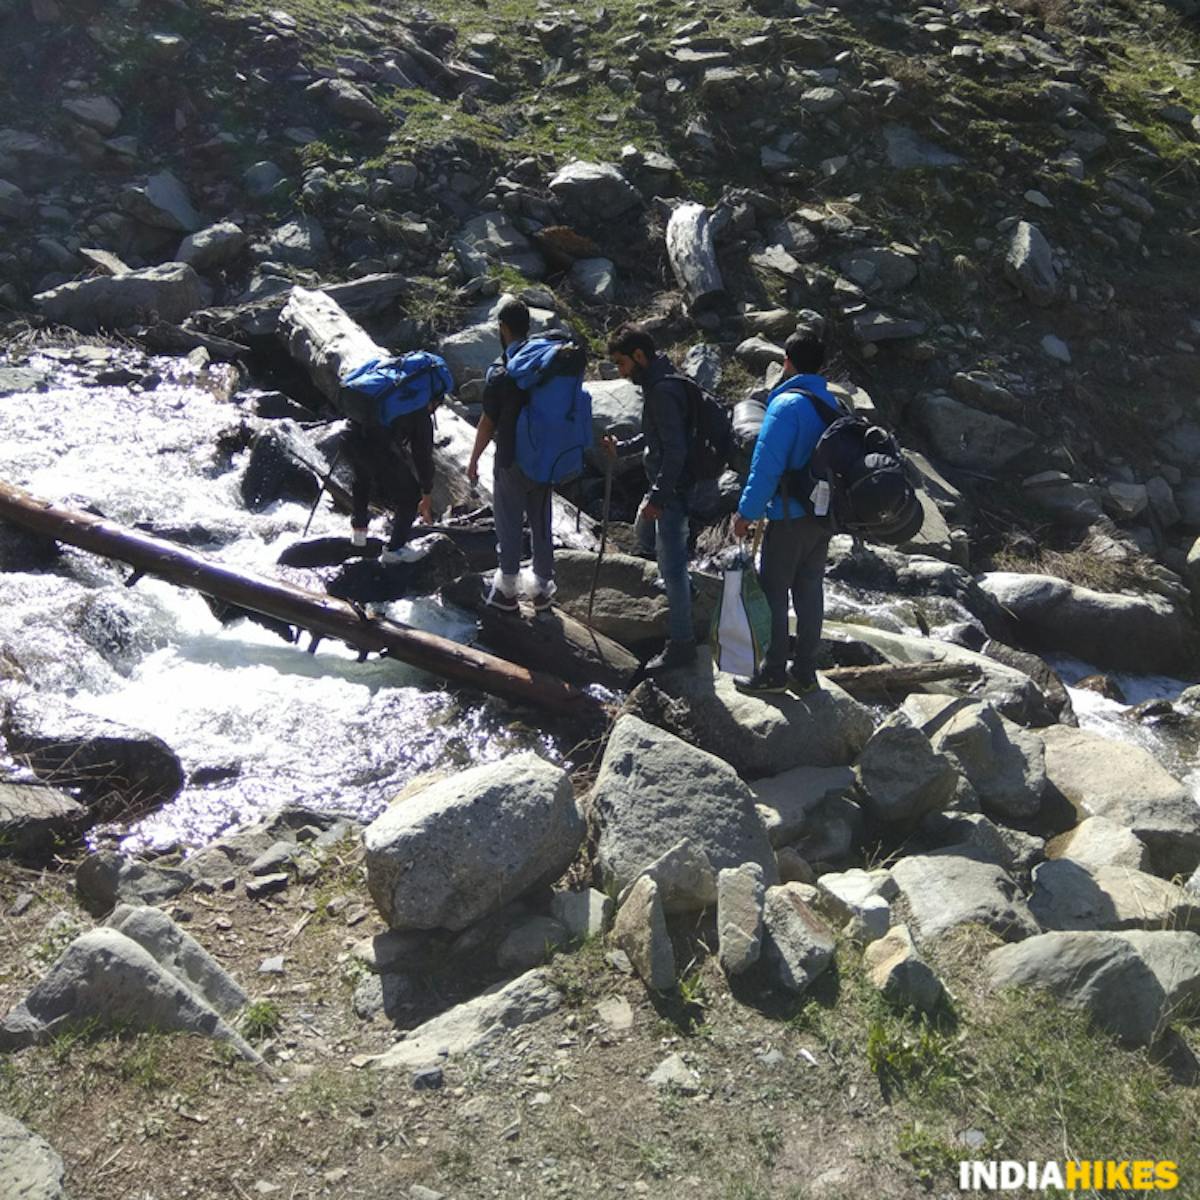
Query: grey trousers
[
  {"left": 493, "top": 462, "right": 554, "bottom": 581},
  {"left": 759, "top": 516, "right": 830, "bottom": 675}
]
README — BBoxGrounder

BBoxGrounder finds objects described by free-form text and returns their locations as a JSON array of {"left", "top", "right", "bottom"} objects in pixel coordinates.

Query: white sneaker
[
  {"left": 380, "top": 544, "right": 424, "bottom": 565},
  {"left": 350, "top": 526, "right": 368, "bottom": 548},
  {"left": 482, "top": 570, "right": 520, "bottom": 612},
  {"left": 529, "top": 576, "right": 557, "bottom": 612}
]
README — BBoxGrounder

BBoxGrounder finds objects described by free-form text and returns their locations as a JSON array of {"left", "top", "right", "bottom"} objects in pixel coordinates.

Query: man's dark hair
[
  {"left": 784, "top": 327, "right": 826, "bottom": 374},
  {"left": 607, "top": 322, "right": 656, "bottom": 360},
  {"left": 497, "top": 298, "right": 531, "bottom": 340}
]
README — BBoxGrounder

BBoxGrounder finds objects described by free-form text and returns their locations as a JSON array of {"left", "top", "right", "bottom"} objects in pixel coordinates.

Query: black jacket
[{"left": 621, "top": 354, "right": 691, "bottom": 507}]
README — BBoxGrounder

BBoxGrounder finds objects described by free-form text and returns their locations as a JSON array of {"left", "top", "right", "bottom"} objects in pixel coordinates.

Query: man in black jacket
[{"left": 603, "top": 322, "right": 695, "bottom": 672}]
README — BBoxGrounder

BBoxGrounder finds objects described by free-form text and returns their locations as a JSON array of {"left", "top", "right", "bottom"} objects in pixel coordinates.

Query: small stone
[
  {"left": 259, "top": 955, "right": 285, "bottom": 975},
  {"left": 647, "top": 1052, "right": 700, "bottom": 1093},
  {"left": 596, "top": 995, "right": 634, "bottom": 1031},
  {"left": 246, "top": 872, "right": 289, "bottom": 899},
  {"left": 412, "top": 1066, "right": 444, "bottom": 1090},
  {"left": 1041, "top": 334, "right": 1072, "bottom": 364}
]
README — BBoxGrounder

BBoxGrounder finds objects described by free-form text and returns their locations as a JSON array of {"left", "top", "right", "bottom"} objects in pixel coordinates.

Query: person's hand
[
  {"left": 600, "top": 434, "right": 617, "bottom": 460},
  {"left": 418, "top": 494, "right": 434, "bottom": 524},
  {"left": 733, "top": 514, "right": 754, "bottom": 540},
  {"left": 467, "top": 459, "right": 478, "bottom": 485},
  {"left": 640, "top": 500, "right": 663, "bottom": 522}
]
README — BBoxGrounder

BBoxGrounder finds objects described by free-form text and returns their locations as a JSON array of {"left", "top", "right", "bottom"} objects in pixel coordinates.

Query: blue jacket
[{"left": 737, "top": 374, "right": 835, "bottom": 521}]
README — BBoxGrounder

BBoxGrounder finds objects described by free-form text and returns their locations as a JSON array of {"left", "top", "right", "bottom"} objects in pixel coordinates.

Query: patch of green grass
[
  {"left": 117, "top": 1031, "right": 171, "bottom": 1091},
  {"left": 865, "top": 1016, "right": 967, "bottom": 1102},
  {"left": 48, "top": 1016, "right": 103, "bottom": 1063},
  {"left": 240, "top": 999, "right": 284, "bottom": 1042},
  {"left": 897, "top": 1120, "right": 963, "bottom": 1187}
]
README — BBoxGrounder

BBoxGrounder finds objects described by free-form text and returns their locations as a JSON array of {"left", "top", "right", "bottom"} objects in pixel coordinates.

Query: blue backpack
[
  {"left": 505, "top": 334, "right": 593, "bottom": 485},
  {"left": 338, "top": 351, "right": 454, "bottom": 428}
]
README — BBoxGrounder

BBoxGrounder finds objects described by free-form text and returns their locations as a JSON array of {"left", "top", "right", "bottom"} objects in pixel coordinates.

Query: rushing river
[
  {"left": 2, "top": 346, "right": 1197, "bottom": 854},
  {"left": 0, "top": 349, "right": 556, "bottom": 852}
]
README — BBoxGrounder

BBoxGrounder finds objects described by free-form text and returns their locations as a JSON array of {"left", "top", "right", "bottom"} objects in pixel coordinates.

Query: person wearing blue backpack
[
  {"left": 731, "top": 328, "right": 833, "bottom": 695},
  {"left": 338, "top": 350, "right": 453, "bottom": 565},
  {"left": 467, "top": 299, "right": 592, "bottom": 612}
]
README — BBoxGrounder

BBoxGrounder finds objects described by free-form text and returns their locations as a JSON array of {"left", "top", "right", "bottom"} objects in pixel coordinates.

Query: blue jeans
[{"left": 650, "top": 495, "right": 693, "bottom": 643}]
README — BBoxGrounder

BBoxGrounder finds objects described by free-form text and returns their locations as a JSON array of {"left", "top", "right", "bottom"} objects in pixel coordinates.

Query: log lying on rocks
[
  {"left": 442, "top": 575, "right": 639, "bottom": 692},
  {"left": 277, "top": 286, "right": 601, "bottom": 552},
  {"left": 666, "top": 202, "right": 725, "bottom": 311},
  {"left": 0, "top": 480, "right": 606, "bottom": 721},
  {"left": 821, "top": 661, "right": 981, "bottom": 698}
]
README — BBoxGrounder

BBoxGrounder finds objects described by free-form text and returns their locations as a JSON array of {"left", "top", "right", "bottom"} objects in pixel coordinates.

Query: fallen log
[
  {"left": 821, "top": 661, "right": 981, "bottom": 697},
  {"left": 0, "top": 480, "right": 607, "bottom": 721},
  {"left": 442, "top": 574, "right": 639, "bottom": 692},
  {"left": 277, "top": 286, "right": 602, "bottom": 552},
  {"left": 666, "top": 202, "right": 725, "bottom": 312}
]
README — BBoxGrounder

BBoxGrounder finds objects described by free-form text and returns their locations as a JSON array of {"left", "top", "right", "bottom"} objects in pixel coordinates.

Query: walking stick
[
  {"left": 586, "top": 453, "right": 613, "bottom": 627},
  {"left": 302, "top": 445, "right": 342, "bottom": 538}
]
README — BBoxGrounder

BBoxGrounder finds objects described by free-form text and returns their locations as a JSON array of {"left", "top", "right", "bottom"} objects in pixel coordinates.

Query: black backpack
[
  {"left": 666, "top": 374, "right": 735, "bottom": 482},
  {"left": 785, "top": 391, "right": 924, "bottom": 545}
]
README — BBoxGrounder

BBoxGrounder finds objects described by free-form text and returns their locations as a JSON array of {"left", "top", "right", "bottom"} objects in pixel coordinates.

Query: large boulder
[
  {"left": 909, "top": 394, "right": 1037, "bottom": 472},
  {"left": 1047, "top": 816, "right": 1150, "bottom": 872},
  {"left": 0, "top": 782, "right": 88, "bottom": 860},
  {"left": 761, "top": 883, "right": 836, "bottom": 993},
  {"left": 1028, "top": 859, "right": 1200, "bottom": 933},
  {"left": 751, "top": 764, "right": 856, "bottom": 847},
  {"left": 76, "top": 850, "right": 192, "bottom": 914},
  {"left": 2, "top": 694, "right": 184, "bottom": 815},
  {"left": 177, "top": 221, "right": 247, "bottom": 271},
  {"left": 891, "top": 849, "right": 1039, "bottom": 943},
  {"left": 976, "top": 572, "right": 1196, "bottom": 676},
  {"left": 621, "top": 652, "right": 874, "bottom": 777},
  {"left": 986, "top": 931, "right": 1198, "bottom": 1045},
  {"left": 854, "top": 713, "right": 959, "bottom": 826},
  {"left": 548, "top": 161, "right": 641, "bottom": 227},
  {"left": 611, "top": 875, "right": 676, "bottom": 990},
  {"left": 1038, "top": 725, "right": 1200, "bottom": 878},
  {"left": 591, "top": 715, "right": 777, "bottom": 894},
  {"left": 35, "top": 263, "right": 212, "bottom": 332},
  {"left": 0, "top": 1114, "right": 66, "bottom": 1200},
  {"left": 363, "top": 754, "right": 584, "bottom": 931},
  {"left": 261, "top": 215, "right": 329, "bottom": 268},
  {"left": 0, "top": 928, "right": 256, "bottom": 1058},
  {"left": 587, "top": 378, "right": 643, "bottom": 439},
  {"left": 118, "top": 170, "right": 201, "bottom": 232}
]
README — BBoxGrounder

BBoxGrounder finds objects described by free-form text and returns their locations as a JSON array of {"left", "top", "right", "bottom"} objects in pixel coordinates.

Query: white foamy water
[{"left": 0, "top": 352, "right": 552, "bottom": 851}]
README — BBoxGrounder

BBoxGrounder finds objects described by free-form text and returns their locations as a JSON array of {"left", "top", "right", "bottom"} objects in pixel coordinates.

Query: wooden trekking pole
[{"left": 302, "top": 444, "right": 342, "bottom": 537}]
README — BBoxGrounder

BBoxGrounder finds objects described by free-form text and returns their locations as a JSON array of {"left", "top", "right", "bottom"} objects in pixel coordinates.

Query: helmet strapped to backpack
[
  {"left": 503, "top": 332, "right": 593, "bottom": 485},
  {"left": 338, "top": 351, "right": 454, "bottom": 428},
  {"left": 785, "top": 391, "right": 924, "bottom": 545}
]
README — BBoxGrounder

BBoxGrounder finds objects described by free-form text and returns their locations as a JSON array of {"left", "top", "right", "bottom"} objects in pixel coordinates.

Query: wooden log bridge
[
  {"left": 0, "top": 480, "right": 608, "bottom": 720},
  {"left": 822, "top": 660, "right": 981, "bottom": 697}
]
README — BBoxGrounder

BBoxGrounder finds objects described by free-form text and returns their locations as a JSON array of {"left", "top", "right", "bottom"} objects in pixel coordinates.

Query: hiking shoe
[
  {"left": 530, "top": 577, "right": 557, "bottom": 613},
  {"left": 350, "top": 526, "right": 368, "bottom": 548},
  {"left": 644, "top": 640, "right": 697, "bottom": 674},
  {"left": 380, "top": 544, "right": 423, "bottom": 566},
  {"left": 734, "top": 667, "right": 789, "bottom": 695},
  {"left": 481, "top": 571, "right": 520, "bottom": 612},
  {"left": 787, "top": 669, "right": 820, "bottom": 696}
]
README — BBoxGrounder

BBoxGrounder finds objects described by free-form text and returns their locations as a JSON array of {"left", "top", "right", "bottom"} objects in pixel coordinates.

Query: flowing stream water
[
  {"left": 0, "top": 350, "right": 556, "bottom": 852},
  {"left": 2, "top": 347, "right": 1197, "bottom": 855}
]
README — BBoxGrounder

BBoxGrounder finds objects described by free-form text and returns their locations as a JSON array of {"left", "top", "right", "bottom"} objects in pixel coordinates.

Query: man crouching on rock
[{"left": 732, "top": 327, "right": 833, "bottom": 695}]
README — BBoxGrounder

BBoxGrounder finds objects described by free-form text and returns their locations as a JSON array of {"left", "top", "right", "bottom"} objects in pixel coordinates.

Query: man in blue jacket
[
  {"left": 732, "top": 328, "right": 833, "bottom": 694},
  {"left": 603, "top": 323, "right": 696, "bottom": 673}
]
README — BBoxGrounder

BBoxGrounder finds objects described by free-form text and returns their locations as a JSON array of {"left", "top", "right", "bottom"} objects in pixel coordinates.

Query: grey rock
[
  {"left": 1021, "top": 471, "right": 1103, "bottom": 525},
  {"left": 950, "top": 371, "right": 1022, "bottom": 418},
  {"left": 76, "top": 851, "right": 192, "bottom": 914},
  {"left": 569, "top": 256, "right": 616, "bottom": 304},
  {"left": 454, "top": 211, "right": 546, "bottom": 281},
  {"left": 921, "top": 810, "right": 1044, "bottom": 873},
  {"left": 364, "top": 753, "right": 584, "bottom": 930},
  {"left": 551, "top": 889, "right": 613, "bottom": 940},
  {"left": 0, "top": 179, "right": 32, "bottom": 223},
  {"left": 119, "top": 170, "right": 201, "bottom": 232},
  {"left": 1047, "top": 817, "right": 1150, "bottom": 873},
  {"left": 752, "top": 765, "right": 856, "bottom": 847},
  {"left": 682, "top": 343, "right": 723, "bottom": 392},
  {"left": 621, "top": 652, "right": 874, "bottom": 777},
  {"left": 243, "top": 161, "right": 287, "bottom": 198},
  {"left": 883, "top": 124, "right": 964, "bottom": 169},
  {"left": 1041, "top": 334, "right": 1072, "bottom": 364},
  {"left": 35, "top": 262, "right": 212, "bottom": 332},
  {"left": 177, "top": 221, "right": 247, "bottom": 271},
  {"left": 108, "top": 904, "right": 247, "bottom": 1016},
  {"left": 735, "top": 335, "right": 786, "bottom": 370},
  {"left": 910, "top": 393, "right": 1036, "bottom": 472},
  {"left": 622, "top": 837, "right": 718, "bottom": 915},
  {"left": 891, "top": 850, "right": 1038, "bottom": 943},
  {"left": 852, "top": 310, "right": 927, "bottom": 343},
  {"left": 351, "top": 930, "right": 428, "bottom": 974},
  {"left": 62, "top": 95, "right": 122, "bottom": 133},
  {"left": 762, "top": 883, "right": 836, "bottom": 994},
  {"left": 986, "top": 932, "right": 1174, "bottom": 1045},
  {"left": 647, "top": 1052, "right": 700, "bottom": 1092},
  {"left": 245, "top": 873, "right": 289, "bottom": 899},
  {"left": 1029, "top": 860, "right": 1200, "bottom": 933},
  {"left": 750, "top": 244, "right": 806, "bottom": 282},
  {"left": 612, "top": 876, "right": 675, "bottom": 990},
  {"left": 1114, "top": 930, "right": 1200, "bottom": 1022},
  {"left": 842, "top": 246, "right": 918, "bottom": 292},
  {"left": 0, "top": 782, "right": 87, "bottom": 860},
  {"left": 0, "top": 1114, "right": 66, "bottom": 1200},
  {"left": 977, "top": 573, "right": 1195, "bottom": 679},
  {"left": 717, "top": 863, "right": 765, "bottom": 976},
  {"left": 0, "top": 928, "right": 257, "bottom": 1058},
  {"left": 262, "top": 215, "right": 329, "bottom": 268},
  {"left": 592, "top": 715, "right": 778, "bottom": 895},
  {"left": 863, "top": 923, "right": 945, "bottom": 1013},
  {"left": 854, "top": 713, "right": 960, "bottom": 826},
  {"left": 587, "top": 378, "right": 643, "bottom": 438},
  {"left": 800, "top": 86, "right": 845, "bottom": 114},
  {"left": 366, "top": 969, "right": 562, "bottom": 1069},
  {"left": 314, "top": 78, "right": 389, "bottom": 125},
  {"left": 495, "top": 915, "right": 569, "bottom": 971},
  {"left": 548, "top": 161, "right": 641, "bottom": 226},
  {"left": 1003, "top": 220, "right": 1058, "bottom": 306}
]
